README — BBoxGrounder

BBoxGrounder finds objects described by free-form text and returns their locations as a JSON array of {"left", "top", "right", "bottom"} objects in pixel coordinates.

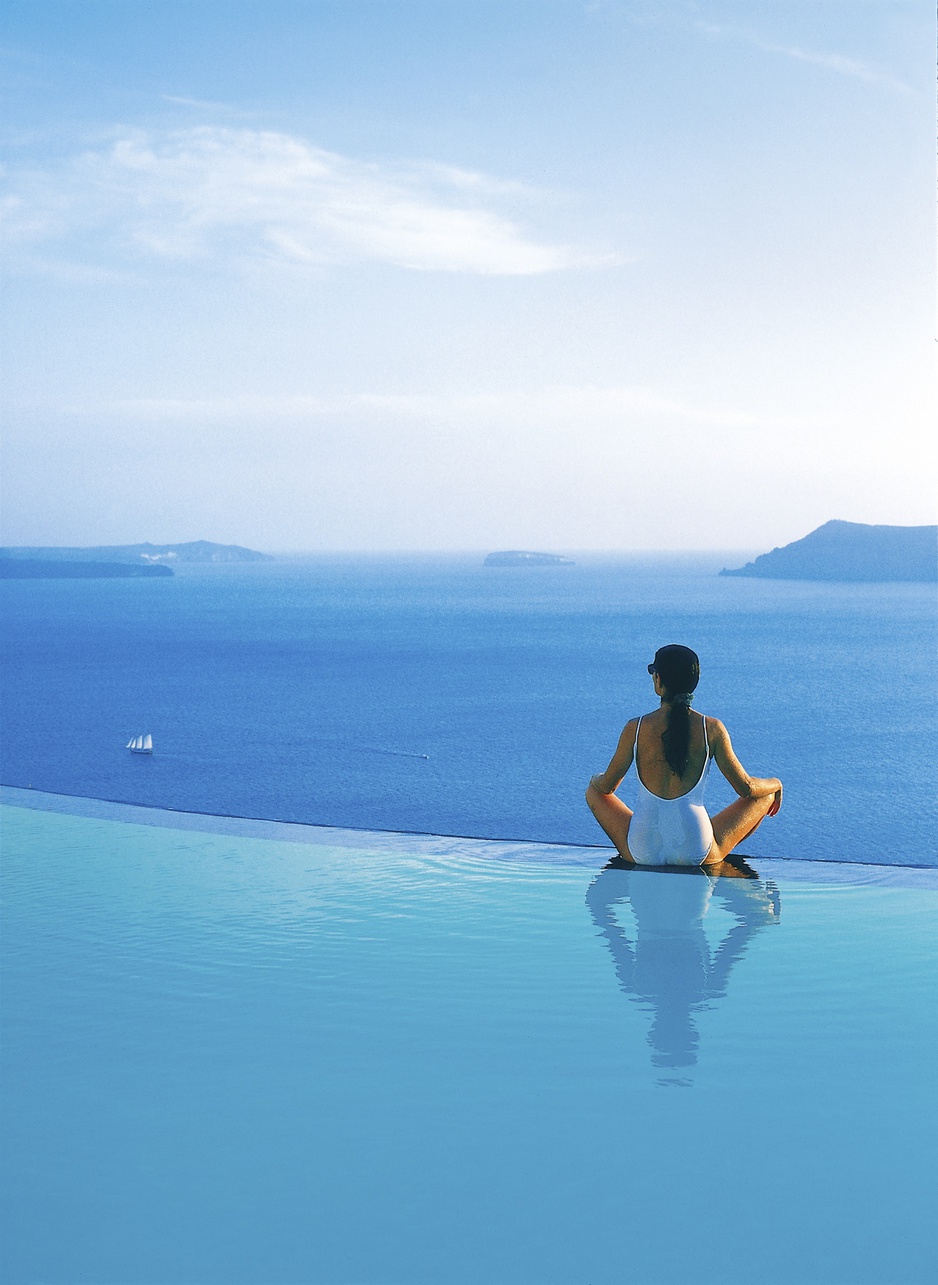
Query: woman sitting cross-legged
[{"left": 586, "top": 644, "right": 783, "bottom": 868}]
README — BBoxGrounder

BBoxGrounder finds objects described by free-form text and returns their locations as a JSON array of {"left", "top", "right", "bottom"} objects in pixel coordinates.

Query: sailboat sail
[
  {"left": 127, "top": 734, "right": 153, "bottom": 753},
  {"left": 142, "top": 734, "right": 152, "bottom": 751}
]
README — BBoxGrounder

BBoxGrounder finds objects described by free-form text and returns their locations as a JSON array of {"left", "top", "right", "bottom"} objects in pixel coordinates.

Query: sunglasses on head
[{"left": 647, "top": 664, "right": 656, "bottom": 675}]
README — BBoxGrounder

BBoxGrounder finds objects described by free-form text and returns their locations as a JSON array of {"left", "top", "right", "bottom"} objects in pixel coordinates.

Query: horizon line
[{"left": 0, "top": 542, "right": 765, "bottom": 556}]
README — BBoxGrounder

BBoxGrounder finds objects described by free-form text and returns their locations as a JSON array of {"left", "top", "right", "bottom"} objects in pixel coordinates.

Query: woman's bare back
[{"left": 635, "top": 708, "right": 710, "bottom": 799}]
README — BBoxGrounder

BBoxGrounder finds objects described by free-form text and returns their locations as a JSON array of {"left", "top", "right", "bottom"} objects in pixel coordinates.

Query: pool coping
[{"left": 3, "top": 785, "right": 937, "bottom": 889}]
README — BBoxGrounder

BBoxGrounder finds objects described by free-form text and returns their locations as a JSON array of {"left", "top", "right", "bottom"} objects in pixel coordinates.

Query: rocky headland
[{"left": 720, "top": 520, "right": 937, "bottom": 583}]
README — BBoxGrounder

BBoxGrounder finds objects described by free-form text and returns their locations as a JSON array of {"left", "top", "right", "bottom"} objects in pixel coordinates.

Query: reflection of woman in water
[
  {"left": 585, "top": 862, "right": 780, "bottom": 1071},
  {"left": 586, "top": 644, "right": 783, "bottom": 868}
]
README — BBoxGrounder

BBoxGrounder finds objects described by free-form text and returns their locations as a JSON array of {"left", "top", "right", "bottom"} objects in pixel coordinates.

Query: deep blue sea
[{"left": 1, "top": 554, "right": 935, "bottom": 865}]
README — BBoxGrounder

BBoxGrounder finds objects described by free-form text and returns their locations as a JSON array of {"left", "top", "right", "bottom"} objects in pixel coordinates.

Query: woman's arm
[
  {"left": 709, "top": 719, "right": 782, "bottom": 811},
  {"left": 588, "top": 719, "right": 638, "bottom": 796}
]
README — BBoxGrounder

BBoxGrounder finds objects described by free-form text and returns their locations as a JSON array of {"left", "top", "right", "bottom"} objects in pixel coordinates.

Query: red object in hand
[{"left": 768, "top": 785, "right": 783, "bottom": 817}]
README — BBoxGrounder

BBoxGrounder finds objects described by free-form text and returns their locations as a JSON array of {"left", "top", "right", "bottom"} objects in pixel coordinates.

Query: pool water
[{"left": 2, "top": 789, "right": 936, "bottom": 1284}]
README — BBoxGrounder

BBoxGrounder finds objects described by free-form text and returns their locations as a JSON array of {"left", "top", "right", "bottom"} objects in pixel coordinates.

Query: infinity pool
[{"left": 1, "top": 788, "right": 936, "bottom": 1284}]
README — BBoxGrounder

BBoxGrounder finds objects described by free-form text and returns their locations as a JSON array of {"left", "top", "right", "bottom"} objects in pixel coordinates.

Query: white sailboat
[{"left": 126, "top": 734, "right": 153, "bottom": 755}]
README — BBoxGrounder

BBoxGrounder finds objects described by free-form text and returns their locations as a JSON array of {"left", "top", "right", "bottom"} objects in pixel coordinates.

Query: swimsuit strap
[
  {"left": 701, "top": 712, "right": 709, "bottom": 758},
  {"left": 633, "top": 716, "right": 643, "bottom": 770}
]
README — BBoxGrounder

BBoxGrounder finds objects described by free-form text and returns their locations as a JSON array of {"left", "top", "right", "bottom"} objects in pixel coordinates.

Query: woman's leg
[
  {"left": 585, "top": 784, "right": 634, "bottom": 859},
  {"left": 705, "top": 793, "right": 775, "bottom": 864}
]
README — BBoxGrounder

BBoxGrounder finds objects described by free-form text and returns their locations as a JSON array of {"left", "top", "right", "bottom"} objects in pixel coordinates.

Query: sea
[{"left": 1, "top": 553, "right": 935, "bottom": 867}]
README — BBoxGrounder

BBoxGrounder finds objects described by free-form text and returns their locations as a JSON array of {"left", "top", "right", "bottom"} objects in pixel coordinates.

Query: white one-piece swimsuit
[{"left": 626, "top": 714, "right": 715, "bottom": 867}]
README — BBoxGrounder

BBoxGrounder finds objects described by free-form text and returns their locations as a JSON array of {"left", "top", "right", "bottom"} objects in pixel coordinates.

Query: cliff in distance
[{"left": 720, "top": 520, "right": 937, "bottom": 582}]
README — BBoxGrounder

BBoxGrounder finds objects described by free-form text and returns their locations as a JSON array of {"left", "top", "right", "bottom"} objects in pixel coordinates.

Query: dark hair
[{"left": 648, "top": 645, "right": 700, "bottom": 777}]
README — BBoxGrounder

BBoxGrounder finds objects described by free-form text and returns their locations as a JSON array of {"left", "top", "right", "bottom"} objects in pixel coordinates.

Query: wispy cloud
[
  {"left": 160, "top": 94, "right": 244, "bottom": 112},
  {"left": 47, "top": 385, "right": 809, "bottom": 433},
  {"left": 694, "top": 21, "right": 915, "bottom": 96},
  {"left": 2, "top": 126, "right": 617, "bottom": 276}
]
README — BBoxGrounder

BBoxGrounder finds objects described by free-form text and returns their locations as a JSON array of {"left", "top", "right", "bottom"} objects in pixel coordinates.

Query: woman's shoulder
[
  {"left": 622, "top": 711, "right": 661, "bottom": 738},
  {"left": 703, "top": 714, "right": 729, "bottom": 741}
]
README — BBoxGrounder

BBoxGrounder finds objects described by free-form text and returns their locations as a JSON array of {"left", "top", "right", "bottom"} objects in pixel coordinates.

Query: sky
[{"left": 1, "top": 0, "right": 934, "bottom": 552}]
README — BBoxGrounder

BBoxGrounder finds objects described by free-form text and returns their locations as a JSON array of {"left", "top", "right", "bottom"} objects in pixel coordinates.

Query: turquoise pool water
[{"left": 2, "top": 788, "right": 936, "bottom": 1284}]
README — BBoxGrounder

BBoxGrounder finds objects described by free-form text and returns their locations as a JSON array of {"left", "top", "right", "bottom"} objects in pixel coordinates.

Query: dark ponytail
[
  {"left": 662, "top": 693, "right": 693, "bottom": 777},
  {"left": 648, "top": 644, "right": 700, "bottom": 778}
]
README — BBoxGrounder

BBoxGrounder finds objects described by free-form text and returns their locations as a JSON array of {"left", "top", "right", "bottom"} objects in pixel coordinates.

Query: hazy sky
[{"left": 2, "top": 1, "right": 934, "bottom": 551}]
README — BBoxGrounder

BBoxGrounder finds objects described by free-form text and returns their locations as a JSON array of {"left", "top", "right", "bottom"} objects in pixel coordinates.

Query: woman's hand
[{"left": 768, "top": 783, "right": 783, "bottom": 817}]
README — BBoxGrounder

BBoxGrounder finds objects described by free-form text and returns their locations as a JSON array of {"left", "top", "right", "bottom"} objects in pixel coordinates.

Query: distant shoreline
[{"left": 0, "top": 540, "right": 271, "bottom": 565}]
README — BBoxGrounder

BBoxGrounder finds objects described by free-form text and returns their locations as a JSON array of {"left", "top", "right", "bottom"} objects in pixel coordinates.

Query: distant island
[
  {"left": 0, "top": 540, "right": 272, "bottom": 566},
  {"left": 0, "top": 560, "right": 173, "bottom": 579},
  {"left": 484, "top": 550, "right": 575, "bottom": 567},
  {"left": 720, "top": 520, "right": 938, "bottom": 583}
]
